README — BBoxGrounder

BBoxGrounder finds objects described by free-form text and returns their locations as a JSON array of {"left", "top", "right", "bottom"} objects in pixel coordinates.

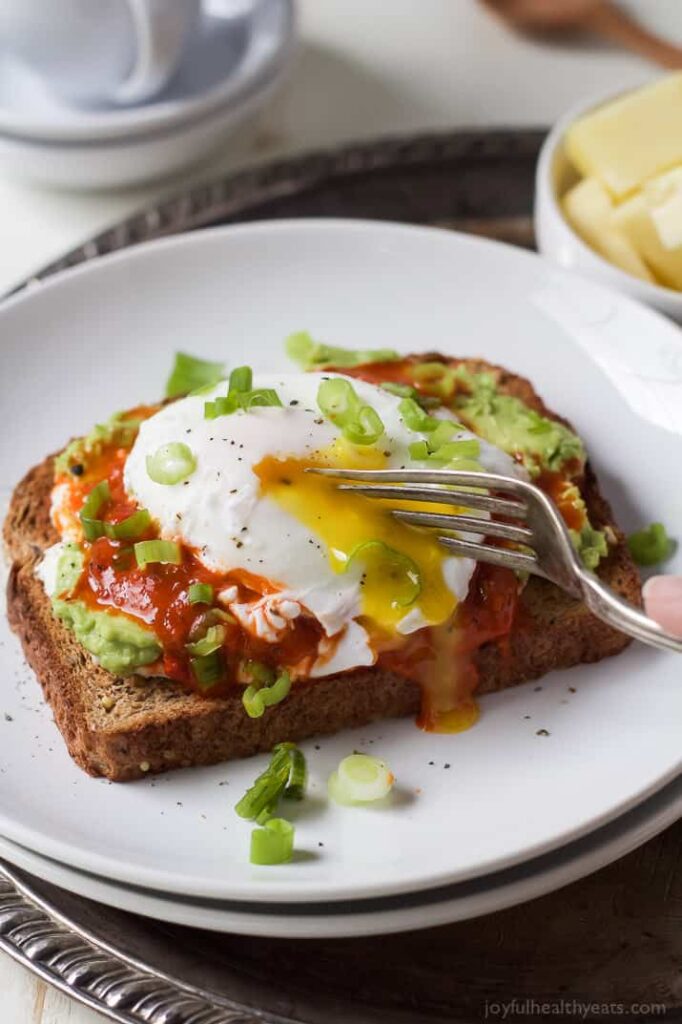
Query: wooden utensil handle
[{"left": 586, "top": 2, "right": 682, "bottom": 69}]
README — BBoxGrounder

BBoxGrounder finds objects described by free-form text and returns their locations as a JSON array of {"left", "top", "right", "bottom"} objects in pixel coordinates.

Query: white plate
[
  {"left": 0, "top": 219, "right": 681, "bottom": 905},
  {"left": 1, "top": 774, "right": 680, "bottom": 938},
  {"left": 0, "top": 0, "right": 295, "bottom": 143}
]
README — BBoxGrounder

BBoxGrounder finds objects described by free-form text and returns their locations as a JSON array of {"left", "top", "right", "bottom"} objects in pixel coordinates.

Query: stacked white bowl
[{"left": 0, "top": 0, "right": 296, "bottom": 190}]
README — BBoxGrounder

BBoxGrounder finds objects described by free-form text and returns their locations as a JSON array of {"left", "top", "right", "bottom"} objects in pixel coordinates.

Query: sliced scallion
[
  {"left": 317, "top": 378, "right": 384, "bottom": 446},
  {"left": 328, "top": 754, "right": 394, "bottom": 805},
  {"left": 242, "top": 670, "right": 291, "bottom": 719},
  {"left": 411, "top": 361, "right": 456, "bottom": 399},
  {"left": 188, "top": 582, "right": 214, "bottom": 605},
  {"left": 190, "top": 650, "right": 224, "bottom": 690},
  {"left": 165, "top": 352, "right": 225, "bottom": 398},
  {"left": 134, "top": 539, "right": 182, "bottom": 568},
  {"left": 229, "top": 366, "right": 253, "bottom": 393},
  {"left": 381, "top": 381, "right": 418, "bottom": 399},
  {"left": 398, "top": 397, "right": 439, "bottom": 433},
  {"left": 345, "top": 540, "right": 421, "bottom": 607},
  {"left": 285, "top": 331, "right": 399, "bottom": 370},
  {"left": 146, "top": 442, "right": 196, "bottom": 485},
  {"left": 104, "top": 508, "right": 152, "bottom": 541},
  {"left": 627, "top": 523, "right": 675, "bottom": 566},
  {"left": 250, "top": 818, "right": 295, "bottom": 865},
  {"left": 283, "top": 747, "right": 307, "bottom": 801},
  {"left": 79, "top": 480, "right": 111, "bottom": 541},
  {"left": 235, "top": 743, "right": 296, "bottom": 820},
  {"left": 185, "top": 624, "right": 225, "bottom": 657}
]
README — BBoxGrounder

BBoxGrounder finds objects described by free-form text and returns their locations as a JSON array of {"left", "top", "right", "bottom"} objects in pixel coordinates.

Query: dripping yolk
[{"left": 255, "top": 440, "right": 459, "bottom": 634}]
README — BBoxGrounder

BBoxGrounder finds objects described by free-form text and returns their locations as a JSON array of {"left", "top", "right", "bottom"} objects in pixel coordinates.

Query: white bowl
[
  {"left": 0, "top": 59, "right": 289, "bottom": 190},
  {"left": 0, "top": 0, "right": 295, "bottom": 143},
  {"left": 534, "top": 85, "right": 682, "bottom": 324}
]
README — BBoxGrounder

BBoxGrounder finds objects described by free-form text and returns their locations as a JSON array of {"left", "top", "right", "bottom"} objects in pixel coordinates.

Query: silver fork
[{"left": 312, "top": 467, "right": 682, "bottom": 654}]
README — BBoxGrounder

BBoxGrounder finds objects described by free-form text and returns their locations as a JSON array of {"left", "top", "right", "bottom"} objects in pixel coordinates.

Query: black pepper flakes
[
  {"left": 536, "top": 729, "right": 550, "bottom": 737},
  {"left": 70, "top": 463, "right": 84, "bottom": 476}
]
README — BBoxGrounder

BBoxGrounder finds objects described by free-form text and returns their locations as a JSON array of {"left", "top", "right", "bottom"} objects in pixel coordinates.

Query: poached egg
[{"left": 122, "top": 372, "right": 521, "bottom": 678}]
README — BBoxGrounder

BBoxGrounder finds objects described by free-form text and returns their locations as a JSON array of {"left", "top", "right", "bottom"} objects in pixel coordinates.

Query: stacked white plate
[
  {"left": 0, "top": 0, "right": 296, "bottom": 189},
  {"left": 0, "top": 219, "right": 681, "bottom": 937}
]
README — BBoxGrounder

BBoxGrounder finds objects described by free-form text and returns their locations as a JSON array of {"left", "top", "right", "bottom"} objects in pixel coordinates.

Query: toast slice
[{"left": 3, "top": 358, "right": 641, "bottom": 781}]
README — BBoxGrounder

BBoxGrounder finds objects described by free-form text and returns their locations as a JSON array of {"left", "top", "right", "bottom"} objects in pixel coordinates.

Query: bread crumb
[
  {"left": 139, "top": 761, "right": 151, "bottom": 772},
  {"left": 100, "top": 696, "right": 115, "bottom": 711}
]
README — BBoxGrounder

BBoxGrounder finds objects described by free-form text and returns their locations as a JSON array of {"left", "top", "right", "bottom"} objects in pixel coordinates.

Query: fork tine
[
  {"left": 310, "top": 466, "right": 529, "bottom": 500},
  {"left": 391, "top": 509, "right": 534, "bottom": 544},
  {"left": 437, "top": 536, "right": 544, "bottom": 576},
  {"left": 336, "top": 483, "right": 527, "bottom": 519}
]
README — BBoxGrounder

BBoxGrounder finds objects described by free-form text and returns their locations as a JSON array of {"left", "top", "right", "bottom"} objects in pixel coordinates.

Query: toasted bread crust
[{"left": 3, "top": 358, "right": 642, "bottom": 780}]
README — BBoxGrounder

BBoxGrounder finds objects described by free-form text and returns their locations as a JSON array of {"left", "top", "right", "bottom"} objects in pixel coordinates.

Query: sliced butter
[
  {"left": 645, "top": 165, "right": 682, "bottom": 251},
  {"left": 561, "top": 177, "right": 654, "bottom": 282},
  {"left": 565, "top": 73, "right": 682, "bottom": 199},
  {"left": 613, "top": 169, "right": 682, "bottom": 290}
]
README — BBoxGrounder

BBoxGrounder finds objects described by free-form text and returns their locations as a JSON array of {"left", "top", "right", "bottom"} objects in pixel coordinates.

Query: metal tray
[{"left": 3, "top": 129, "right": 680, "bottom": 1024}]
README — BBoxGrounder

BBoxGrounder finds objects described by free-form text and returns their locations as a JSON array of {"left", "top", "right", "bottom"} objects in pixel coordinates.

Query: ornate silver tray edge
[{"left": 0, "top": 860, "right": 273, "bottom": 1023}]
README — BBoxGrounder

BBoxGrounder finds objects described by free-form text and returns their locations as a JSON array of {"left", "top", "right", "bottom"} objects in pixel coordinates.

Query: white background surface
[{"left": 2, "top": 0, "right": 680, "bottom": 1020}]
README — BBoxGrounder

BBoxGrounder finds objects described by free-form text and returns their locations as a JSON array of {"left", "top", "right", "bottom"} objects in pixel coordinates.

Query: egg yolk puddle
[{"left": 255, "top": 441, "right": 459, "bottom": 635}]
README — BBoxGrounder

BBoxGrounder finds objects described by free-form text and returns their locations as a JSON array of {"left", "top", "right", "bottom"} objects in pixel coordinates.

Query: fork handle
[{"left": 578, "top": 572, "right": 682, "bottom": 654}]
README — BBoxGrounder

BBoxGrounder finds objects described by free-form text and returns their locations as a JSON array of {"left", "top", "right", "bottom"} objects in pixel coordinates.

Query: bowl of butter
[{"left": 535, "top": 74, "right": 682, "bottom": 321}]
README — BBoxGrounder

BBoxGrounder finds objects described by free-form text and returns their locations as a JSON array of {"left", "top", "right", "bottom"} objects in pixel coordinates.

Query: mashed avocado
[
  {"left": 55, "top": 411, "right": 144, "bottom": 475},
  {"left": 448, "top": 369, "right": 607, "bottom": 570},
  {"left": 49, "top": 543, "right": 161, "bottom": 676},
  {"left": 452, "top": 369, "right": 585, "bottom": 476}
]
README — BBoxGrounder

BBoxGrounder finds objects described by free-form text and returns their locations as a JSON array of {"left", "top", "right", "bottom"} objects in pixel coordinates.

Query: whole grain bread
[{"left": 3, "top": 358, "right": 642, "bottom": 781}]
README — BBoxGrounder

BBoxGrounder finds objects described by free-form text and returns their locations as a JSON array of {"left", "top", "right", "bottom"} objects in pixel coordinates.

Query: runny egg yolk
[{"left": 255, "top": 439, "right": 459, "bottom": 635}]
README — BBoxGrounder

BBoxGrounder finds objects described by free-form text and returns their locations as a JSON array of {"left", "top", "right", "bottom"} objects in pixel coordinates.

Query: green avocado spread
[
  {"left": 50, "top": 543, "right": 161, "bottom": 676},
  {"left": 451, "top": 369, "right": 585, "bottom": 476},
  {"left": 444, "top": 369, "right": 606, "bottom": 570},
  {"left": 55, "top": 410, "right": 144, "bottom": 475}
]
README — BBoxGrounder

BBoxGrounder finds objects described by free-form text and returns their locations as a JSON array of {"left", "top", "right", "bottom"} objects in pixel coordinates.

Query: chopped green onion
[
  {"left": 104, "top": 508, "right": 152, "bottom": 541},
  {"left": 317, "top": 377, "right": 385, "bottom": 446},
  {"left": 235, "top": 743, "right": 296, "bottom": 820},
  {"left": 345, "top": 540, "right": 421, "bottom": 607},
  {"left": 242, "top": 670, "right": 292, "bottom": 719},
  {"left": 381, "top": 381, "right": 417, "bottom": 399},
  {"left": 408, "top": 440, "right": 430, "bottom": 461},
  {"left": 165, "top": 352, "right": 225, "bottom": 398},
  {"left": 204, "top": 387, "right": 282, "bottom": 420},
  {"left": 627, "top": 523, "right": 675, "bottom": 567},
  {"left": 188, "top": 582, "right": 214, "bottom": 605},
  {"left": 241, "top": 388, "right": 283, "bottom": 410},
  {"left": 317, "top": 377, "right": 359, "bottom": 422},
  {"left": 328, "top": 754, "right": 394, "bottom": 805},
  {"left": 428, "top": 439, "right": 480, "bottom": 463},
  {"left": 79, "top": 480, "right": 111, "bottom": 541},
  {"left": 411, "top": 361, "right": 456, "bottom": 399},
  {"left": 341, "top": 405, "right": 384, "bottom": 445},
  {"left": 146, "top": 442, "right": 196, "bottom": 485},
  {"left": 241, "top": 659, "right": 275, "bottom": 686},
  {"left": 428, "top": 420, "right": 458, "bottom": 448},
  {"left": 398, "top": 397, "right": 439, "bottom": 433},
  {"left": 229, "top": 366, "right": 253, "bottom": 393},
  {"left": 204, "top": 395, "right": 236, "bottom": 419},
  {"left": 250, "top": 818, "right": 295, "bottom": 865},
  {"left": 134, "top": 539, "right": 182, "bottom": 568},
  {"left": 283, "top": 747, "right": 307, "bottom": 801},
  {"left": 286, "top": 331, "right": 399, "bottom": 370},
  {"left": 190, "top": 650, "right": 224, "bottom": 690},
  {"left": 185, "top": 624, "right": 226, "bottom": 657}
]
